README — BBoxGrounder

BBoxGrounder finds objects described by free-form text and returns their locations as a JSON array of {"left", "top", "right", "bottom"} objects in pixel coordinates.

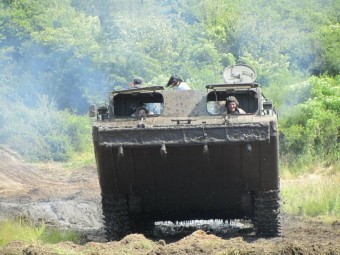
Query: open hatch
[{"left": 112, "top": 86, "right": 165, "bottom": 117}]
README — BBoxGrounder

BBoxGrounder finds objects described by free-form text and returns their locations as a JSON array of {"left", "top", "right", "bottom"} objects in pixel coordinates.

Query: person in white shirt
[{"left": 166, "top": 75, "right": 191, "bottom": 90}]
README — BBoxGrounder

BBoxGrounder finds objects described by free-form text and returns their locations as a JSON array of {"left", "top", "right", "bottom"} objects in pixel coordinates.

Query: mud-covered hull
[
  {"left": 93, "top": 119, "right": 279, "bottom": 228},
  {"left": 92, "top": 80, "right": 281, "bottom": 240}
]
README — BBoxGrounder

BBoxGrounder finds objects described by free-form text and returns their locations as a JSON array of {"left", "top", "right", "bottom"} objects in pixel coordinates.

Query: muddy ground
[{"left": 0, "top": 145, "right": 339, "bottom": 254}]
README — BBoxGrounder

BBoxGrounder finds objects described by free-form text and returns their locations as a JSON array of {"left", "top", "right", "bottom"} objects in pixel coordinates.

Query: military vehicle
[{"left": 90, "top": 64, "right": 281, "bottom": 240}]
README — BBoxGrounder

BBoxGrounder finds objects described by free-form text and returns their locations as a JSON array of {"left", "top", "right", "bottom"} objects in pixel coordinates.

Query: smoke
[{"left": 0, "top": 0, "right": 337, "bottom": 160}]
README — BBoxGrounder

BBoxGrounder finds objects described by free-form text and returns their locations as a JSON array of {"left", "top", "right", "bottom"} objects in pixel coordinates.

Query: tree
[
  {"left": 310, "top": 24, "right": 340, "bottom": 76},
  {"left": 280, "top": 75, "right": 340, "bottom": 164},
  {"left": 1, "top": 0, "right": 104, "bottom": 112}
]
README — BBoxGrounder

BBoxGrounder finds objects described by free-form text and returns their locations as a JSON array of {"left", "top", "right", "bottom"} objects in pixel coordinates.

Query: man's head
[
  {"left": 226, "top": 96, "right": 239, "bottom": 106},
  {"left": 166, "top": 75, "right": 183, "bottom": 87},
  {"left": 130, "top": 77, "right": 144, "bottom": 88},
  {"left": 226, "top": 96, "right": 240, "bottom": 112},
  {"left": 133, "top": 77, "right": 143, "bottom": 85},
  {"left": 135, "top": 106, "right": 149, "bottom": 118}
]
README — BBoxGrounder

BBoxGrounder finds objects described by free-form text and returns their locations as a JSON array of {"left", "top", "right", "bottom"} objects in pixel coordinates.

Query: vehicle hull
[
  {"left": 93, "top": 124, "right": 279, "bottom": 222},
  {"left": 92, "top": 80, "right": 281, "bottom": 240}
]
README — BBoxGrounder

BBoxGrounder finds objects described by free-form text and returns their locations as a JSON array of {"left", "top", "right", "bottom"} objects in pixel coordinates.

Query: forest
[{"left": 0, "top": 0, "right": 339, "bottom": 171}]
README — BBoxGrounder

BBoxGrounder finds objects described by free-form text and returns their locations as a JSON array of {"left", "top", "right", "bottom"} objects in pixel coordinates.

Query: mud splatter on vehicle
[{"left": 91, "top": 65, "right": 281, "bottom": 241}]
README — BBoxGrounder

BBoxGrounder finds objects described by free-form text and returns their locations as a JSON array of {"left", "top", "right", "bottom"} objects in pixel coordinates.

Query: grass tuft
[
  {"left": 0, "top": 218, "right": 45, "bottom": 247},
  {"left": 0, "top": 218, "right": 81, "bottom": 248},
  {"left": 39, "top": 228, "right": 81, "bottom": 244}
]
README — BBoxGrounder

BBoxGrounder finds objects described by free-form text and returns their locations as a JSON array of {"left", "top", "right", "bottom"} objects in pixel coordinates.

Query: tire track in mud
[{"left": 0, "top": 146, "right": 103, "bottom": 235}]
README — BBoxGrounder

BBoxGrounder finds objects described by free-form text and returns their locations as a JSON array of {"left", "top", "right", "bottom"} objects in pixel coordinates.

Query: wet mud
[{"left": 0, "top": 146, "right": 339, "bottom": 254}]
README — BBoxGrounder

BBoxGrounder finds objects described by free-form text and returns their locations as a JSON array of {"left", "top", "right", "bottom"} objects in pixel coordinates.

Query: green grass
[
  {"left": 63, "top": 150, "right": 95, "bottom": 169},
  {"left": 0, "top": 218, "right": 81, "bottom": 248},
  {"left": 0, "top": 218, "right": 45, "bottom": 246},
  {"left": 279, "top": 154, "right": 340, "bottom": 179},
  {"left": 281, "top": 172, "right": 340, "bottom": 220},
  {"left": 280, "top": 157, "right": 340, "bottom": 221},
  {"left": 39, "top": 228, "right": 81, "bottom": 244}
]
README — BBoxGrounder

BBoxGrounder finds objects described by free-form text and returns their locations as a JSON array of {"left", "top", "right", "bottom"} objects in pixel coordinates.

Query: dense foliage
[
  {"left": 0, "top": 0, "right": 339, "bottom": 163},
  {"left": 280, "top": 75, "right": 340, "bottom": 171}
]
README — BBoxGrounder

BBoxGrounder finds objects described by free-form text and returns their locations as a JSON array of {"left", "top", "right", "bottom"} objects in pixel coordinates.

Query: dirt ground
[{"left": 0, "top": 145, "right": 339, "bottom": 255}]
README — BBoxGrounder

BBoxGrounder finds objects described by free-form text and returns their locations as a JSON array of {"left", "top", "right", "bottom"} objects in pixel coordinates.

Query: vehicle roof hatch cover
[{"left": 223, "top": 64, "right": 257, "bottom": 84}]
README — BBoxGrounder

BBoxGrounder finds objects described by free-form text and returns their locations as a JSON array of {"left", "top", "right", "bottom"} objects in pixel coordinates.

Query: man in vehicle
[
  {"left": 225, "top": 96, "right": 246, "bottom": 114},
  {"left": 131, "top": 105, "right": 153, "bottom": 118},
  {"left": 166, "top": 75, "right": 191, "bottom": 90},
  {"left": 129, "top": 77, "right": 144, "bottom": 89}
]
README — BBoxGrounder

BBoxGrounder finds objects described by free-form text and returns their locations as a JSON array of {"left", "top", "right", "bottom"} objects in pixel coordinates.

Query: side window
[
  {"left": 113, "top": 92, "right": 164, "bottom": 117},
  {"left": 207, "top": 101, "right": 226, "bottom": 115},
  {"left": 145, "top": 103, "right": 163, "bottom": 115},
  {"left": 206, "top": 90, "right": 259, "bottom": 115},
  {"left": 206, "top": 91, "right": 227, "bottom": 115}
]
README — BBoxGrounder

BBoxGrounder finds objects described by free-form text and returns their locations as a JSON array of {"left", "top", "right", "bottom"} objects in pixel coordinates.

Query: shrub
[
  {"left": 279, "top": 75, "right": 340, "bottom": 169},
  {"left": 0, "top": 96, "right": 93, "bottom": 162}
]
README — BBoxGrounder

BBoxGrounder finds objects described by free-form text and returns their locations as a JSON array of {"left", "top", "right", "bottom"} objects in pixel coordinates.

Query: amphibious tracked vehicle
[{"left": 91, "top": 65, "right": 281, "bottom": 240}]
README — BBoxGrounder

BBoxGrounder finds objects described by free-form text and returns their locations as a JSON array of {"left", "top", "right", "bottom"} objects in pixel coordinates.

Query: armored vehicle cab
[{"left": 91, "top": 65, "right": 280, "bottom": 240}]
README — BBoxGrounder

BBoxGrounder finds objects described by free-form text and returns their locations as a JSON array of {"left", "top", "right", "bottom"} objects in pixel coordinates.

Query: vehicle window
[
  {"left": 113, "top": 92, "right": 164, "bottom": 117},
  {"left": 206, "top": 90, "right": 258, "bottom": 115},
  {"left": 145, "top": 103, "right": 163, "bottom": 115},
  {"left": 207, "top": 101, "right": 225, "bottom": 115}
]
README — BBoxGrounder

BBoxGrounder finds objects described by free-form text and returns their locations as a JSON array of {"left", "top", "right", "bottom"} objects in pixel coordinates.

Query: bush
[
  {"left": 279, "top": 75, "right": 340, "bottom": 169},
  {"left": 0, "top": 96, "right": 93, "bottom": 162}
]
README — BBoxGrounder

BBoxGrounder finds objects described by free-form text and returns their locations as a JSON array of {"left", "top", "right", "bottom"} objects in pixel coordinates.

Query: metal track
[
  {"left": 252, "top": 190, "right": 281, "bottom": 237},
  {"left": 101, "top": 194, "right": 154, "bottom": 240},
  {"left": 101, "top": 195, "right": 131, "bottom": 241}
]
